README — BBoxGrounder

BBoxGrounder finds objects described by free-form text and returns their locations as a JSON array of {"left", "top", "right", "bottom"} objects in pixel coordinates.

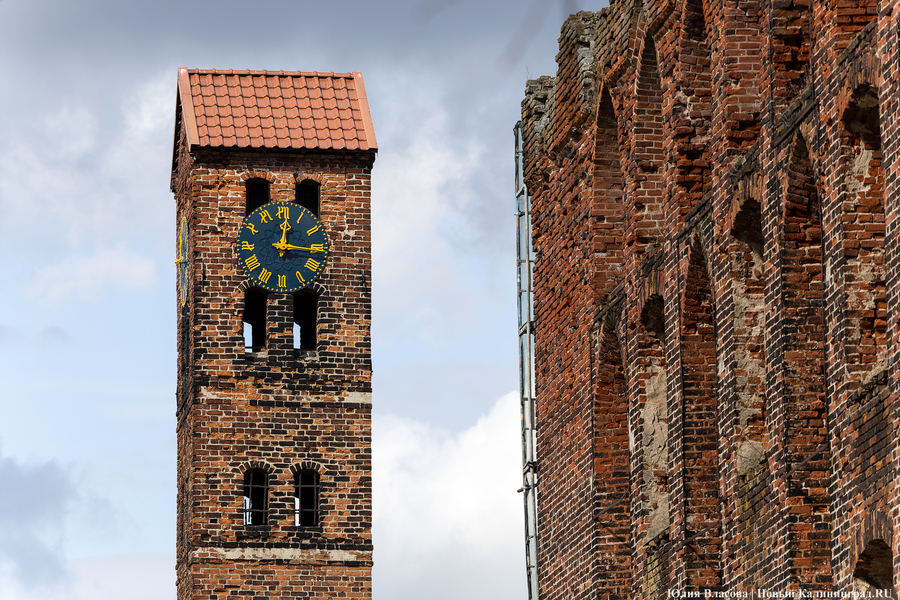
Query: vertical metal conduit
[{"left": 514, "top": 120, "right": 539, "bottom": 600}]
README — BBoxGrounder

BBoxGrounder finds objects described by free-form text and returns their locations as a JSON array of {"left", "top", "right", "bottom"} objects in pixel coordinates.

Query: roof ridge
[{"left": 185, "top": 68, "right": 357, "bottom": 78}]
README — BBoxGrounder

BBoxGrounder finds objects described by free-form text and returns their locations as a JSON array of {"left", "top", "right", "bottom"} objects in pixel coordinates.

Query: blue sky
[{"left": 0, "top": 1, "right": 590, "bottom": 598}]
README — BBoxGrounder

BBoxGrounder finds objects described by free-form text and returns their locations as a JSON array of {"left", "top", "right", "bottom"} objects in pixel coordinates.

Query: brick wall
[
  {"left": 172, "top": 134, "right": 375, "bottom": 599},
  {"left": 522, "top": 0, "right": 900, "bottom": 595}
]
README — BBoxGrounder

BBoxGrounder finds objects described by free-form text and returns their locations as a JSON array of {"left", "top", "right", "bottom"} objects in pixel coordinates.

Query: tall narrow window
[
  {"left": 295, "top": 180, "right": 320, "bottom": 216},
  {"left": 243, "top": 289, "right": 267, "bottom": 352},
  {"left": 242, "top": 469, "right": 268, "bottom": 525},
  {"left": 293, "top": 291, "right": 318, "bottom": 351},
  {"left": 246, "top": 178, "right": 270, "bottom": 215},
  {"left": 294, "top": 470, "right": 320, "bottom": 526}
]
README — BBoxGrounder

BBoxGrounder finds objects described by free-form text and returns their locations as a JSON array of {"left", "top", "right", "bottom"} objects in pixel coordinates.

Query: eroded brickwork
[
  {"left": 522, "top": 0, "right": 900, "bottom": 596},
  {"left": 172, "top": 94, "right": 375, "bottom": 598}
]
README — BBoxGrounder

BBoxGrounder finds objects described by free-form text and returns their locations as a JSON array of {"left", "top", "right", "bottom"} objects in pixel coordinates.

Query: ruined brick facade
[
  {"left": 172, "top": 70, "right": 376, "bottom": 599},
  {"left": 521, "top": 1, "right": 900, "bottom": 596}
]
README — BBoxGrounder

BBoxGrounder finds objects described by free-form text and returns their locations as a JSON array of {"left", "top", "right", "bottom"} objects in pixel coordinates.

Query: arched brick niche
[
  {"left": 680, "top": 241, "right": 723, "bottom": 591},
  {"left": 853, "top": 540, "right": 894, "bottom": 593},
  {"left": 594, "top": 323, "right": 633, "bottom": 597},
  {"left": 840, "top": 83, "right": 886, "bottom": 385},
  {"left": 674, "top": 0, "right": 712, "bottom": 217},
  {"left": 637, "top": 293, "right": 670, "bottom": 545},
  {"left": 593, "top": 87, "right": 625, "bottom": 298},
  {"left": 852, "top": 511, "right": 895, "bottom": 595},
  {"left": 781, "top": 133, "right": 834, "bottom": 590},
  {"left": 770, "top": 0, "right": 811, "bottom": 109},
  {"left": 728, "top": 175, "right": 766, "bottom": 477},
  {"left": 632, "top": 34, "right": 665, "bottom": 254}
]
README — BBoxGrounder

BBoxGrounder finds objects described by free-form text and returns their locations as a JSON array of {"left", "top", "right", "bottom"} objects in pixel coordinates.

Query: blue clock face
[{"left": 237, "top": 201, "right": 330, "bottom": 293}]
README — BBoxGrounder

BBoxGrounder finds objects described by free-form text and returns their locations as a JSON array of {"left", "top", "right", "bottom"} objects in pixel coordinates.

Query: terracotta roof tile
[{"left": 178, "top": 68, "right": 376, "bottom": 152}]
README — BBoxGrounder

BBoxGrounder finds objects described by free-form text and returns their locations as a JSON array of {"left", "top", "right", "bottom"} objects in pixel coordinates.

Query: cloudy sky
[{"left": 0, "top": 1, "right": 592, "bottom": 598}]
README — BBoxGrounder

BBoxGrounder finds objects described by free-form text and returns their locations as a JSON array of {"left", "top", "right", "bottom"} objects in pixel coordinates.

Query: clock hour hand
[{"left": 273, "top": 219, "right": 292, "bottom": 257}]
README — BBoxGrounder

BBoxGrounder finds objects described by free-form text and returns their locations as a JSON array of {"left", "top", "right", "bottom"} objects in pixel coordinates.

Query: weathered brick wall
[
  {"left": 172, "top": 138, "right": 374, "bottom": 599},
  {"left": 523, "top": 0, "right": 900, "bottom": 595}
]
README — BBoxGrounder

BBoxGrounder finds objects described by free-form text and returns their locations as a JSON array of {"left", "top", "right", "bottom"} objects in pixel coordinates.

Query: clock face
[
  {"left": 176, "top": 215, "right": 189, "bottom": 307},
  {"left": 237, "top": 201, "right": 330, "bottom": 293}
]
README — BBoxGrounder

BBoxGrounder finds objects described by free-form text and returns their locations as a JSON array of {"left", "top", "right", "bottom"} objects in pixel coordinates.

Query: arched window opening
[
  {"left": 681, "top": 244, "right": 723, "bottom": 591},
  {"left": 293, "top": 291, "right": 318, "bottom": 352},
  {"left": 243, "top": 289, "right": 267, "bottom": 352},
  {"left": 246, "top": 178, "right": 270, "bottom": 215},
  {"left": 242, "top": 469, "right": 268, "bottom": 525},
  {"left": 294, "top": 470, "right": 320, "bottom": 527},
  {"left": 296, "top": 180, "right": 321, "bottom": 216},
  {"left": 853, "top": 540, "right": 894, "bottom": 594}
]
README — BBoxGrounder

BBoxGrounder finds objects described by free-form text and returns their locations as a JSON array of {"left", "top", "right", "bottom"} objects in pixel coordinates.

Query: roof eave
[
  {"left": 353, "top": 72, "right": 378, "bottom": 152},
  {"left": 178, "top": 68, "right": 201, "bottom": 150}
]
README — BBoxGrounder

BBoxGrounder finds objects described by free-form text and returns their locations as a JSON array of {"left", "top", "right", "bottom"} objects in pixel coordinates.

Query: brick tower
[{"left": 170, "top": 69, "right": 377, "bottom": 599}]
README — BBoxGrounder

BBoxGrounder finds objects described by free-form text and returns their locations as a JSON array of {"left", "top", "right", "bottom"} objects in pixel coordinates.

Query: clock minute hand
[{"left": 280, "top": 243, "right": 325, "bottom": 253}]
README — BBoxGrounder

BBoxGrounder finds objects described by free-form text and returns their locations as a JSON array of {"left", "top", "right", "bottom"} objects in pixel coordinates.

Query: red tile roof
[{"left": 176, "top": 68, "right": 377, "bottom": 152}]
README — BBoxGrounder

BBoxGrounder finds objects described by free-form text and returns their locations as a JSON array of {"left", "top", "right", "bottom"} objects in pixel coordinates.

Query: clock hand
[
  {"left": 273, "top": 219, "right": 292, "bottom": 257},
  {"left": 279, "top": 243, "right": 325, "bottom": 253}
]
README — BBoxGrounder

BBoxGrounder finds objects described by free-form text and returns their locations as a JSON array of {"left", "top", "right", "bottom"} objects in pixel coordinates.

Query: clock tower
[{"left": 170, "top": 69, "right": 377, "bottom": 600}]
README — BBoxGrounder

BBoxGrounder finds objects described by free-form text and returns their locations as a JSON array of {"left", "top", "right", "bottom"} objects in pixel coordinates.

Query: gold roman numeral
[
  {"left": 246, "top": 223, "right": 258, "bottom": 235},
  {"left": 241, "top": 241, "right": 254, "bottom": 251},
  {"left": 306, "top": 225, "right": 320, "bottom": 236},
  {"left": 278, "top": 274, "right": 286, "bottom": 288},
  {"left": 310, "top": 244, "right": 324, "bottom": 253},
  {"left": 277, "top": 206, "right": 290, "bottom": 220},
  {"left": 296, "top": 213, "right": 303, "bottom": 224},
  {"left": 245, "top": 255, "right": 261, "bottom": 271},
  {"left": 295, "top": 271, "right": 306, "bottom": 284},
  {"left": 305, "top": 258, "right": 321, "bottom": 271},
  {"left": 260, "top": 210, "right": 272, "bottom": 224},
  {"left": 259, "top": 268, "right": 272, "bottom": 284}
]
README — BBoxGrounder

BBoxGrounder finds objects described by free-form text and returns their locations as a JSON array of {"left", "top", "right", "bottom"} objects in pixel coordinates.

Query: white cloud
[
  {"left": 371, "top": 81, "right": 504, "bottom": 354},
  {"left": 0, "top": 71, "right": 173, "bottom": 252},
  {"left": 122, "top": 76, "right": 173, "bottom": 141},
  {"left": 0, "top": 450, "right": 75, "bottom": 589},
  {"left": 373, "top": 391, "right": 526, "bottom": 600},
  {"left": 43, "top": 106, "right": 98, "bottom": 161},
  {"left": 23, "top": 248, "right": 156, "bottom": 308},
  {"left": 0, "top": 553, "right": 174, "bottom": 600}
]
